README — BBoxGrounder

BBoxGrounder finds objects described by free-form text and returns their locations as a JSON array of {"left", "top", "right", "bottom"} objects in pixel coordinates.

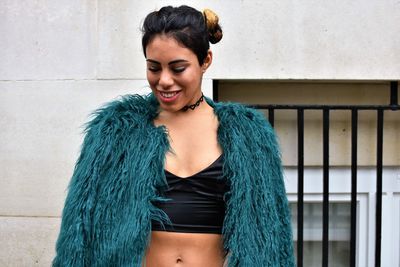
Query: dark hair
[{"left": 141, "top": 5, "right": 222, "bottom": 65}]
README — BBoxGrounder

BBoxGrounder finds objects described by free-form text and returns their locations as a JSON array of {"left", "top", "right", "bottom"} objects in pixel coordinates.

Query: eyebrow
[{"left": 146, "top": 59, "right": 189, "bottom": 65}]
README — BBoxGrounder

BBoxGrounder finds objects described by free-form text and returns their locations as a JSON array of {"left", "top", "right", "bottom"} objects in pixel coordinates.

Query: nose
[{"left": 158, "top": 70, "right": 174, "bottom": 88}]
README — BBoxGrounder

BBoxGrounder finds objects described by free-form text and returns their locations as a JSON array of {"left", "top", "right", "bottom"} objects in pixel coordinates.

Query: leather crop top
[{"left": 151, "top": 154, "right": 228, "bottom": 234}]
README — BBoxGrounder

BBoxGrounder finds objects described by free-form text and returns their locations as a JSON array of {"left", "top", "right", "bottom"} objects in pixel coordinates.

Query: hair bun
[{"left": 203, "top": 8, "right": 223, "bottom": 44}]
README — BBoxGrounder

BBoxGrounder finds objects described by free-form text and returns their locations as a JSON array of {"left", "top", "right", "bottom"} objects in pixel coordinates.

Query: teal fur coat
[{"left": 53, "top": 93, "right": 295, "bottom": 267}]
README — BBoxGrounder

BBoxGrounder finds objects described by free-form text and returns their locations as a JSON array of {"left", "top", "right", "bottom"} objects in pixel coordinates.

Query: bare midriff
[{"left": 143, "top": 231, "right": 227, "bottom": 267}]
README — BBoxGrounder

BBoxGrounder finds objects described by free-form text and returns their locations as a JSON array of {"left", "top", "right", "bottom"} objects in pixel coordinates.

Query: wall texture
[
  {"left": 0, "top": 0, "right": 399, "bottom": 265},
  {"left": 95, "top": 0, "right": 400, "bottom": 80}
]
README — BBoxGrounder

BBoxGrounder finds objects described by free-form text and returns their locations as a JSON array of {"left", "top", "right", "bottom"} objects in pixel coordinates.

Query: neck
[
  {"left": 181, "top": 92, "right": 204, "bottom": 111},
  {"left": 157, "top": 98, "right": 213, "bottom": 122}
]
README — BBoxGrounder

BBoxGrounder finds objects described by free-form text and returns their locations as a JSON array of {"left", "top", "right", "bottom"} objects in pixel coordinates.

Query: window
[{"left": 291, "top": 202, "right": 351, "bottom": 267}]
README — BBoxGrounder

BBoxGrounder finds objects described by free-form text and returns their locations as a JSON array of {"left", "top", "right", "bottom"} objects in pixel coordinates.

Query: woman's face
[{"left": 145, "top": 34, "right": 211, "bottom": 113}]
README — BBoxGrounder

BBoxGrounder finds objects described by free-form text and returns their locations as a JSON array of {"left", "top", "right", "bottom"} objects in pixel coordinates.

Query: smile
[
  {"left": 160, "top": 91, "right": 180, "bottom": 98},
  {"left": 157, "top": 90, "right": 181, "bottom": 103}
]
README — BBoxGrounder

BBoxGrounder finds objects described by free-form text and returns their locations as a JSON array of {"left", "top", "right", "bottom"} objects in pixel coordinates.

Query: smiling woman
[
  {"left": 145, "top": 34, "right": 211, "bottom": 112},
  {"left": 52, "top": 5, "right": 295, "bottom": 267},
  {"left": 141, "top": 7, "right": 227, "bottom": 266}
]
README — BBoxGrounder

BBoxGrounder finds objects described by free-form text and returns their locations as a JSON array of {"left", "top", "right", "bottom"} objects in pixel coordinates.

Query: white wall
[
  {"left": 0, "top": 0, "right": 399, "bottom": 266},
  {"left": 96, "top": 0, "right": 400, "bottom": 80}
]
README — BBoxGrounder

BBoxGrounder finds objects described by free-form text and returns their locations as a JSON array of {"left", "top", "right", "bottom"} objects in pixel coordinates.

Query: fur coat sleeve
[
  {"left": 52, "top": 96, "right": 165, "bottom": 266},
  {"left": 52, "top": 107, "right": 110, "bottom": 266},
  {"left": 213, "top": 102, "right": 295, "bottom": 267}
]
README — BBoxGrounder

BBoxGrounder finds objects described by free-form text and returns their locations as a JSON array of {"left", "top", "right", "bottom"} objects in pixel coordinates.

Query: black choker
[{"left": 182, "top": 93, "right": 204, "bottom": 111}]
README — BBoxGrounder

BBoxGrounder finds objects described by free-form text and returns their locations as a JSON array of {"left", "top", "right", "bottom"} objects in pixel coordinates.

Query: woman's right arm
[{"left": 52, "top": 109, "right": 112, "bottom": 267}]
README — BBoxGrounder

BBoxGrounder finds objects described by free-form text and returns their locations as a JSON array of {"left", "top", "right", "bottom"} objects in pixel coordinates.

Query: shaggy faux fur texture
[{"left": 53, "top": 93, "right": 295, "bottom": 267}]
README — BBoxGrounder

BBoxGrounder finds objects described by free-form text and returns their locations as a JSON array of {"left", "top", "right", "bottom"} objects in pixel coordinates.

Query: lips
[
  {"left": 157, "top": 90, "right": 181, "bottom": 103},
  {"left": 160, "top": 91, "right": 179, "bottom": 98}
]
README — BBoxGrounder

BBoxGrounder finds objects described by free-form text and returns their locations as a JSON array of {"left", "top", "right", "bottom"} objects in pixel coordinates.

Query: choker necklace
[{"left": 181, "top": 93, "right": 204, "bottom": 111}]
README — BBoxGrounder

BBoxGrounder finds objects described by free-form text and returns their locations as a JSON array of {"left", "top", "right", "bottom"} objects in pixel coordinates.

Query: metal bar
[
  {"left": 350, "top": 109, "right": 358, "bottom": 267},
  {"left": 297, "top": 109, "right": 304, "bottom": 267},
  {"left": 268, "top": 108, "right": 275, "bottom": 127},
  {"left": 213, "top": 80, "right": 219, "bottom": 102},
  {"left": 249, "top": 104, "right": 400, "bottom": 110},
  {"left": 322, "top": 109, "right": 330, "bottom": 267},
  {"left": 375, "top": 109, "right": 384, "bottom": 267},
  {"left": 244, "top": 85, "right": 399, "bottom": 267},
  {"left": 390, "top": 81, "right": 398, "bottom": 106}
]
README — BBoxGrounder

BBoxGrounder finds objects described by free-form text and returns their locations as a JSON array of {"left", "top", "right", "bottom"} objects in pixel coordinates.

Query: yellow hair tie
[{"left": 203, "top": 8, "right": 219, "bottom": 30}]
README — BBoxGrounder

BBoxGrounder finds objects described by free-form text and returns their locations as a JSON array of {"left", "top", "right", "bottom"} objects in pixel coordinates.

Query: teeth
[{"left": 160, "top": 91, "right": 179, "bottom": 98}]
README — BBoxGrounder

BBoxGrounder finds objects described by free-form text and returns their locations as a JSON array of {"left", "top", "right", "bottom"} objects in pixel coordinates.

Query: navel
[{"left": 176, "top": 256, "right": 183, "bottom": 264}]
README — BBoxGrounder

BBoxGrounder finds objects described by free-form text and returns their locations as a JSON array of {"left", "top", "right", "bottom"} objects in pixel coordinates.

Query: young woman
[{"left": 53, "top": 5, "right": 295, "bottom": 267}]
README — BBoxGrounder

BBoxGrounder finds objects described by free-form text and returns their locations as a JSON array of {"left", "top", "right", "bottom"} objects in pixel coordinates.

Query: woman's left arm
[
  {"left": 253, "top": 110, "right": 296, "bottom": 266},
  {"left": 221, "top": 106, "right": 296, "bottom": 267}
]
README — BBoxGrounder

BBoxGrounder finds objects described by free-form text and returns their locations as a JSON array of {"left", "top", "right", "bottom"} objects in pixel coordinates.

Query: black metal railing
[{"left": 214, "top": 80, "right": 399, "bottom": 267}]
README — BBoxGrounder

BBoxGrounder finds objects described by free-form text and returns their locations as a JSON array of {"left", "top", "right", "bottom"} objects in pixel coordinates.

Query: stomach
[{"left": 143, "top": 231, "right": 227, "bottom": 267}]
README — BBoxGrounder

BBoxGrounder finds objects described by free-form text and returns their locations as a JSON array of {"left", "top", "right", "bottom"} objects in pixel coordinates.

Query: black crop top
[{"left": 151, "top": 154, "right": 228, "bottom": 234}]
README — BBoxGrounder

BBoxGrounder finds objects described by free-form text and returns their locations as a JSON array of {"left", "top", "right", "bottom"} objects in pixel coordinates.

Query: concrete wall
[
  {"left": 0, "top": 0, "right": 399, "bottom": 266},
  {"left": 95, "top": 0, "right": 400, "bottom": 80}
]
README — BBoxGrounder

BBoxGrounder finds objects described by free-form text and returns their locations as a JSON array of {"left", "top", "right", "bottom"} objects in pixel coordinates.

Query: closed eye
[
  {"left": 148, "top": 67, "right": 160, "bottom": 73},
  {"left": 172, "top": 67, "right": 186, "bottom": 73}
]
